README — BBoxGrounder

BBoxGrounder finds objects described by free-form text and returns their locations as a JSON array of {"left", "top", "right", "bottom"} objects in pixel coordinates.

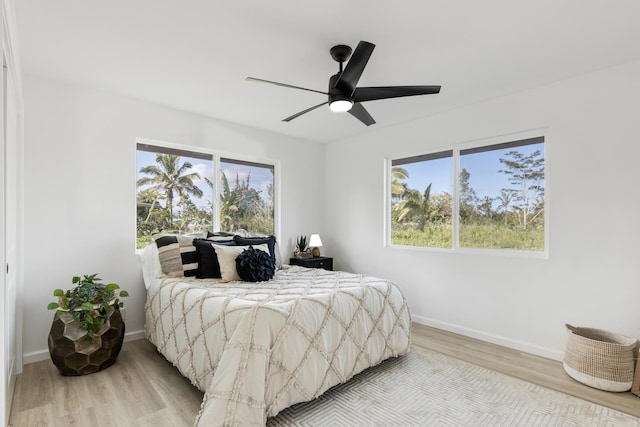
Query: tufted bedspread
[{"left": 143, "top": 252, "right": 411, "bottom": 427}]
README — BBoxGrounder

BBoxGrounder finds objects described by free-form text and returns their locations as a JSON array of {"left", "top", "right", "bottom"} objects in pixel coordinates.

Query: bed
[{"left": 141, "top": 235, "right": 411, "bottom": 426}]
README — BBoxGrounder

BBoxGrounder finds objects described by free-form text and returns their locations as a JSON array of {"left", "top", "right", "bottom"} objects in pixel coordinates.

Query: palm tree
[
  {"left": 219, "top": 171, "right": 267, "bottom": 232},
  {"left": 396, "top": 183, "right": 432, "bottom": 231},
  {"left": 137, "top": 154, "right": 203, "bottom": 227},
  {"left": 391, "top": 167, "right": 410, "bottom": 201},
  {"left": 219, "top": 171, "right": 241, "bottom": 231}
]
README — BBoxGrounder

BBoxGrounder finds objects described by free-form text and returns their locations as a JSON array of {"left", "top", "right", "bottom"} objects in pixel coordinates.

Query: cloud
[{"left": 186, "top": 161, "right": 214, "bottom": 203}]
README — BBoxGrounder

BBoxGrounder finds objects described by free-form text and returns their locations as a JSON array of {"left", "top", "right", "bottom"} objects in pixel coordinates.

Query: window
[
  {"left": 136, "top": 141, "right": 276, "bottom": 249},
  {"left": 389, "top": 136, "right": 545, "bottom": 252}
]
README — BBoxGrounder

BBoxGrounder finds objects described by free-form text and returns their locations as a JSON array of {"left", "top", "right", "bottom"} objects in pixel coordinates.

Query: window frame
[
  {"left": 135, "top": 138, "right": 281, "bottom": 249},
  {"left": 385, "top": 131, "right": 548, "bottom": 258}
]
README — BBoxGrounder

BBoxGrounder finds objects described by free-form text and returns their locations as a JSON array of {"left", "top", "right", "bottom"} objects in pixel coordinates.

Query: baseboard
[
  {"left": 412, "top": 315, "right": 564, "bottom": 362},
  {"left": 22, "top": 329, "right": 146, "bottom": 365}
]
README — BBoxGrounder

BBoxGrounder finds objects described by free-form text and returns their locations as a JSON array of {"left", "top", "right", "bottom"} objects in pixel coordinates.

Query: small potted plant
[
  {"left": 47, "top": 274, "right": 129, "bottom": 376},
  {"left": 294, "top": 235, "right": 312, "bottom": 259}
]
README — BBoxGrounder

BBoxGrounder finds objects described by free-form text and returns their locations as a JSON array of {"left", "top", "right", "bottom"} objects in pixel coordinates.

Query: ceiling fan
[{"left": 246, "top": 41, "right": 441, "bottom": 126}]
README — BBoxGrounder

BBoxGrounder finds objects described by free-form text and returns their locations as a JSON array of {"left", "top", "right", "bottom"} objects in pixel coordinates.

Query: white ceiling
[{"left": 14, "top": 1, "right": 640, "bottom": 143}]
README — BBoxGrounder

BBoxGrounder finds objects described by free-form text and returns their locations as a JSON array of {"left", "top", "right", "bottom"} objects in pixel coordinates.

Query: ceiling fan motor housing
[{"left": 328, "top": 73, "right": 353, "bottom": 105}]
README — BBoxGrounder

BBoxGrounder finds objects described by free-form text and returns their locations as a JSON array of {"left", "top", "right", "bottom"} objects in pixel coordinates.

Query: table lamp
[{"left": 309, "top": 234, "right": 323, "bottom": 257}]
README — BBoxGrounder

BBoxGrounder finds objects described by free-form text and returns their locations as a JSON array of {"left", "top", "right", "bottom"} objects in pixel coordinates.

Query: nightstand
[{"left": 289, "top": 256, "right": 333, "bottom": 271}]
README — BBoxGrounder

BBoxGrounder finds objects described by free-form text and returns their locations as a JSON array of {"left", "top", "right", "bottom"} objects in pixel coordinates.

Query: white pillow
[
  {"left": 274, "top": 241, "right": 283, "bottom": 269},
  {"left": 212, "top": 243, "right": 269, "bottom": 282},
  {"left": 140, "top": 242, "right": 163, "bottom": 289}
]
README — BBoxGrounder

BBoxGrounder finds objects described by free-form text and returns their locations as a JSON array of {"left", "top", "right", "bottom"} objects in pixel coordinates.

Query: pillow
[
  {"left": 193, "top": 238, "right": 235, "bottom": 279},
  {"left": 207, "top": 231, "right": 236, "bottom": 239},
  {"left": 212, "top": 243, "right": 269, "bottom": 282},
  {"left": 152, "top": 233, "right": 204, "bottom": 277},
  {"left": 233, "top": 235, "right": 277, "bottom": 267},
  {"left": 140, "top": 242, "right": 163, "bottom": 289},
  {"left": 273, "top": 241, "right": 283, "bottom": 270},
  {"left": 236, "top": 246, "right": 275, "bottom": 282}
]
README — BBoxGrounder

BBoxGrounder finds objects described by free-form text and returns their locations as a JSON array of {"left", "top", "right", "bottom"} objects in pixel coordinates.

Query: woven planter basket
[{"left": 563, "top": 324, "right": 638, "bottom": 392}]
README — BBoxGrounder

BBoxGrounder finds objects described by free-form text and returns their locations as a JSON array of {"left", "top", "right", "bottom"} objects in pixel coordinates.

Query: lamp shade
[{"left": 308, "top": 234, "right": 323, "bottom": 247}]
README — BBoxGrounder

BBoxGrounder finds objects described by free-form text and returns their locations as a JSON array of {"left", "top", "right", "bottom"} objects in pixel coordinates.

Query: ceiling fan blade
[
  {"left": 282, "top": 102, "right": 329, "bottom": 122},
  {"left": 246, "top": 77, "right": 328, "bottom": 96},
  {"left": 348, "top": 102, "right": 376, "bottom": 126},
  {"left": 354, "top": 85, "right": 441, "bottom": 103},
  {"left": 335, "top": 41, "right": 375, "bottom": 95}
]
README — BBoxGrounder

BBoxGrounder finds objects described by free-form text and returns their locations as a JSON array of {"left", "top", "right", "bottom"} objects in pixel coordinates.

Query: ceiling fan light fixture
[{"left": 329, "top": 99, "right": 353, "bottom": 113}]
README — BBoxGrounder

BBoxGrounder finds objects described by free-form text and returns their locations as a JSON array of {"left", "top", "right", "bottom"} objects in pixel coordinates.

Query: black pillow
[
  {"left": 233, "top": 235, "right": 277, "bottom": 266},
  {"left": 236, "top": 246, "right": 275, "bottom": 282},
  {"left": 193, "top": 238, "right": 235, "bottom": 278}
]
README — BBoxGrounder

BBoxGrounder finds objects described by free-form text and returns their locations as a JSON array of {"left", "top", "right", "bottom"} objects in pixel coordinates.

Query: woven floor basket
[{"left": 563, "top": 324, "right": 638, "bottom": 392}]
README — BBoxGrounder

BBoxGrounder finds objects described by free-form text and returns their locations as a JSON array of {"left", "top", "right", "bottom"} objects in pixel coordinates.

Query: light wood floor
[
  {"left": 9, "top": 323, "right": 640, "bottom": 426},
  {"left": 411, "top": 324, "right": 640, "bottom": 418}
]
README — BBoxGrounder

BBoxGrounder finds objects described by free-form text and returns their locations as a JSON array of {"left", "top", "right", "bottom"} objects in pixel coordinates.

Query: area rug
[{"left": 267, "top": 347, "right": 639, "bottom": 426}]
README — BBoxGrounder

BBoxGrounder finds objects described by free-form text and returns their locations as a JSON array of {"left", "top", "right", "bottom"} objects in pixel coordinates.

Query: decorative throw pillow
[
  {"left": 212, "top": 243, "right": 269, "bottom": 282},
  {"left": 233, "top": 235, "right": 278, "bottom": 267},
  {"left": 207, "top": 231, "right": 236, "bottom": 239},
  {"left": 236, "top": 246, "right": 275, "bottom": 282},
  {"left": 153, "top": 232, "right": 205, "bottom": 277},
  {"left": 193, "top": 238, "right": 235, "bottom": 279},
  {"left": 273, "top": 241, "right": 283, "bottom": 270}
]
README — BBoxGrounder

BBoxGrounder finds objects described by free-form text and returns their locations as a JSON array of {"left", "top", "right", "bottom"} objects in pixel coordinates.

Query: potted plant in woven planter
[{"left": 47, "top": 274, "right": 129, "bottom": 376}]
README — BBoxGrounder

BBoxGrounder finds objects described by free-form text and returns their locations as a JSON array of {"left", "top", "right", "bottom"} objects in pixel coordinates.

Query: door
[{"left": 3, "top": 49, "right": 19, "bottom": 425}]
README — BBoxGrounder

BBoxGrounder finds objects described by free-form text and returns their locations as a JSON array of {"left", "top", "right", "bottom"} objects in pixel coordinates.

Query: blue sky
[{"left": 400, "top": 143, "right": 544, "bottom": 205}]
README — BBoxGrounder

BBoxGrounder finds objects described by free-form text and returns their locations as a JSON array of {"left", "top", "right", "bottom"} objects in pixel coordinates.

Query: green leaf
[
  {"left": 105, "top": 283, "right": 120, "bottom": 291},
  {"left": 81, "top": 302, "right": 94, "bottom": 311},
  {"left": 47, "top": 302, "right": 60, "bottom": 310},
  {"left": 86, "top": 274, "right": 100, "bottom": 283},
  {"left": 119, "top": 290, "right": 129, "bottom": 297},
  {"left": 72, "top": 276, "right": 80, "bottom": 284},
  {"left": 53, "top": 289, "right": 64, "bottom": 297}
]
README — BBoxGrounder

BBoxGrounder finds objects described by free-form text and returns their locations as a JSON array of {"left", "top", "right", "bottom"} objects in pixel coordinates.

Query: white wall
[
  {"left": 22, "top": 76, "right": 325, "bottom": 362},
  {"left": 325, "top": 60, "right": 640, "bottom": 360}
]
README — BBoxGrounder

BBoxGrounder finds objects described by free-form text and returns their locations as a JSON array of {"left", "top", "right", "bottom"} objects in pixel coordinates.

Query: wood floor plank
[
  {"left": 9, "top": 324, "right": 640, "bottom": 426},
  {"left": 8, "top": 403, "right": 54, "bottom": 427},
  {"left": 11, "top": 358, "right": 55, "bottom": 413},
  {"left": 137, "top": 407, "right": 192, "bottom": 427}
]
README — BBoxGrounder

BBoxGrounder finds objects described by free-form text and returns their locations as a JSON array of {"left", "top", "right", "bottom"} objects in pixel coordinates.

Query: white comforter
[{"left": 143, "top": 250, "right": 411, "bottom": 426}]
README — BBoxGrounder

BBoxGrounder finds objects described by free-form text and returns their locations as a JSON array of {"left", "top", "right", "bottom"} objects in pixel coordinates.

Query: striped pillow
[{"left": 153, "top": 233, "right": 203, "bottom": 277}]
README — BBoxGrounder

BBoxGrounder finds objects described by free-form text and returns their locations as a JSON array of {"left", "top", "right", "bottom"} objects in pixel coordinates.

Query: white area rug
[{"left": 267, "top": 347, "right": 639, "bottom": 426}]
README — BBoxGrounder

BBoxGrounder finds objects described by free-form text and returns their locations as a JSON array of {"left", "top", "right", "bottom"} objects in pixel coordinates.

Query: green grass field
[{"left": 392, "top": 223, "right": 544, "bottom": 251}]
